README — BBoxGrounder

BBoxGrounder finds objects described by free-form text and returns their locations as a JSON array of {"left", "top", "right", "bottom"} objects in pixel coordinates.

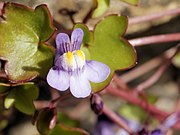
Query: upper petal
[
  {"left": 84, "top": 60, "right": 110, "bottom": 83},
  {"left": 71, "top": 28, "right": 84, "bottom": 51},
  {"left": 56, "top": 33, "right": 71, "bottom": 55},
  {"left": 47, "top": 67, "right": 70, "bottom": 91},
  {"left": 70, "top": 72, "right": 91, "bottom": 98}
]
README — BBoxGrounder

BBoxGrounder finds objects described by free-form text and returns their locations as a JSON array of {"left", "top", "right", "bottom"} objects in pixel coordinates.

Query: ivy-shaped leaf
[
  {"left": 57, "top": 112, "right": 79, "bottom": 127},
  {"left": 75, "top": 15, "right": 136, "bottom": 92},
  {"left": 4, "top": 83, "right": 39, "bottom": 115},
  {"left": 120, "top": 0, "right": 139, "bottom": 5},
  {"left": 92, "top": 0, "right": 110, "bottom": 18},
  {"left": 49, "top": 124, "right": 89, "bottom": 135},
  {"left": 0, "top": 3, "right": 55, "bottom": 82},
  {"left": 92, "top": 0, "right": 139, "bottom": 18}
]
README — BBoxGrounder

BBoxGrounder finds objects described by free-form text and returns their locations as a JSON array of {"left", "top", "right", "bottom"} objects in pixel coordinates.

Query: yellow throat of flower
[
  {"left": 76, "top": 50, "right": 85, "bottom": 61},
  {"left": 66, "top": 51, "right": 74, "bottom": 64},
  {"left": 62, "top": 50, "right": 86, "bottom": 71}
]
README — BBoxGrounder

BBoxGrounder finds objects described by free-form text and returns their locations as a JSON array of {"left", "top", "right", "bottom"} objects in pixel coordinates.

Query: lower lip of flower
[{"left": 61, "top": 50, "right": 86, "bottom": 72}]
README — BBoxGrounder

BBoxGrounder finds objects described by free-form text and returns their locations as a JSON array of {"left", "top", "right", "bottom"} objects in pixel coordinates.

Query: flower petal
[
  {"left": 56, "top": 33, "right": 71, "bottom": 55},
  {"left": 71, "top": 28, "right": 84, "bottom": 51},
  {"left": 84, "top": 60, "right": 110, "bottom": 83},
  {"left": 70, "top": 72, "right": 91, "bottom": 98},
  {"left": 163, "top": 113, "right": 179, "bottom": 128},
  {"left": 47, "top": 67, "right": 70, "bottom": 91}
]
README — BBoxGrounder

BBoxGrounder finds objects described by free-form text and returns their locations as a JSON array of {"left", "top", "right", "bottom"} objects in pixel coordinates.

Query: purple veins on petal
[
  {"left": 70, "top": 72, "right": 91, "bottom": 98},
  {"left": 71, "top": 28, "right": 84, "bottom": 50},
  {"left": 56, "top": 33, "right": 70, "bottom": 54},
  {"left": 47, "top": 67, "right": 70, "bottom": 91},
  {"left": 84, "top": 60, "right": 110, "bottom": 83},
  {"left": 47, "top": 28, "right": 111, "bottom": 98}
]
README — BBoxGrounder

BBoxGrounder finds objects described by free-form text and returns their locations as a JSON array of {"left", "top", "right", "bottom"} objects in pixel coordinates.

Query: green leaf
[
  {"left": 120, "top": 0, "right": 139, "bottom": 5},
  {"left": 4, "top": 98, "right": 15, "bottom": 109},
  {"left": 37, "top": 108, "right": 57, "bottom": 135},
  {"left": 5, "top": 83, "right": 39, "bottom": 115},
  {"left": 119, "top": 94, "right": 158, "bottom": 122},
  {"left": 119, "top": 103, "right": 147, "bottom": 122},
  {"left": 75, "top": 16, "right": 136, "bottom": 92},
  {"left": 57, "top": 112, "right": 79, "bottom": 127},
  {"left": 49, "top": 124, "right": 89, "bottom": 135},
  {"left": 0, "top": 3, "right": 55, "bottom": 82},
  {"left": 91, "top": 15, "right": 136, "bottom": 92},
  {"left": 0, "top": 119, "right": 8, "bottom": 131},
  {"left": 172, "top": 52, "right": 180, "bottom": 68},
  {"left": 0, "top": 83, "right": 10, "bottom": 93},
  {"left": 92, "top": 0, "right": 110, "bottom": 18}
]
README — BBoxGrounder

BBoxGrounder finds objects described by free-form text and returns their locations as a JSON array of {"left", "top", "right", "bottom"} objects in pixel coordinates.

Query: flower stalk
[
  {"left": 129, "top": 33, "right": 180, "bottom": 47},
  {"left": 129, "top": 8, "right": 180, "bottom": 25}
]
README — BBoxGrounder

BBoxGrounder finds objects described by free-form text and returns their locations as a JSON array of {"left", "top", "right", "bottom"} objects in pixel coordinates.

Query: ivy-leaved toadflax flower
[{"left": 47, "top": 28, "right": 110, "bottom": 98}]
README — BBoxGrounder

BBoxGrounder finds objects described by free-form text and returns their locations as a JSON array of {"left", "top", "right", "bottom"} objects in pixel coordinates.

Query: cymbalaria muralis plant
[
  {"left": 47, "top": 28, "right": 110, "bottom": 98},
  {"left": 0, "top": 1, "right": 180, "bottom": 134}
]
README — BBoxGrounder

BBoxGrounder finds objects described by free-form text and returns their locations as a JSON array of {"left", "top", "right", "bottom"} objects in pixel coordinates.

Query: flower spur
[{"left": 47, "top": 28, "right": 110, "bottom": 98}]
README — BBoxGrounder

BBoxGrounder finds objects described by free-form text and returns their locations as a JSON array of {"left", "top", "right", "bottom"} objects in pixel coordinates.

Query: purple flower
[
  {"left": 150, "top": 112, "right": 180, "bottom": 135},
  {"left": 47, "top": 28, "right": 110, "bottom": 98},
  {"left": 151, "top": 129, "right": 163, "bottom": 135}
]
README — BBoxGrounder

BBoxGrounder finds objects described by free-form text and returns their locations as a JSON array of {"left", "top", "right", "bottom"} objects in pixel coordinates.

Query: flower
[
  {"left": 150, "top": 112, "right": 180, "bottom": 135},
  {"left": 47, "top": 28, "right": 110, "bottom": 98}
]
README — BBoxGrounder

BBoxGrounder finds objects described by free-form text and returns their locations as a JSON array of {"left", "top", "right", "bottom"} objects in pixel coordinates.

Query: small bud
[
  {"left": 151, "top": 129, "right": 163, "bottom": 135},
  {"left": 90, "top": 94, "right": 103, "bottom": 115}
]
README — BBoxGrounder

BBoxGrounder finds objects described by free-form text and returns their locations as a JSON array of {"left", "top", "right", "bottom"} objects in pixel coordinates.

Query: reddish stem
[
  {"left": 106, "top": 85, "right": 168, "bottom": 121},
  {"left": 113, "top": 74, "right": 129, "bottom": 90},
  {"left": 51, "top": 89, "right": 60, "bottom": 100},
  {"left": 129, "top": 33, "right": 180, "bottom": 47},
  {"left": 34, "top": 92, "right": 71, "bottom": 109},
  {"left": 0, "top": 70, "right": 7, "bottom": 79},
  {"left": 134, "top": 62, "right": 170, "bottom": 92},
  {"left": 129, "top": 8, "right": 180, "bottom": 25},
  {"left": 0, "top": 2, "right": 4, "bottom": 17},
  {"left": 134, "top": 47, "right": 179, "bottom": 91},
  {"left": 119, "top": 47, "right": 178, "bottom": 83},
  {"left": 34, "top": 100, "right": 49, "bottom": 109}
]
